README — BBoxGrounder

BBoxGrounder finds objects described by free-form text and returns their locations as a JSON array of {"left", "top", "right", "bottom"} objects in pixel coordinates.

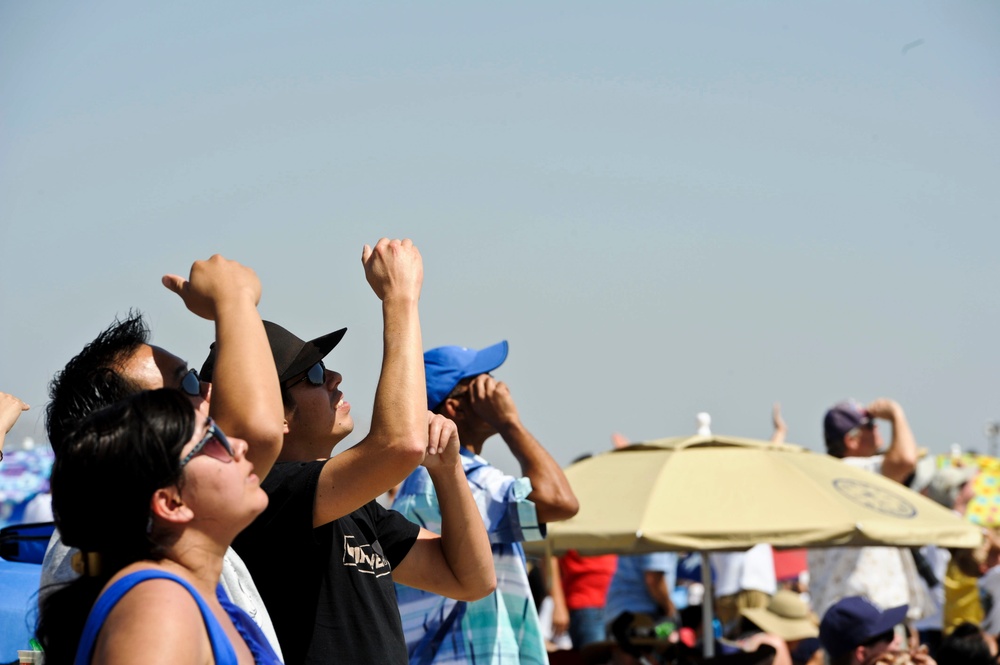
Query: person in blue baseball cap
[
  {"left": 393, "top": 340, "right": 580, "bottom": 664},
  {"left": 818, "top": 595, "right": 933, "bottom": 665}
]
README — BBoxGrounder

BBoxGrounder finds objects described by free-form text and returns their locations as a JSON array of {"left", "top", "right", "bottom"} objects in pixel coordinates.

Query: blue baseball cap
[
  {"left": 424, "top": 341, "right": 508, "bottom": 410},
  {"left": 819, "top": 596, "right": 907, "bottom": 659}
]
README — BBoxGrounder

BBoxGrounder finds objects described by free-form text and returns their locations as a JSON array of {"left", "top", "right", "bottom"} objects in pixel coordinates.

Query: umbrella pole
[{"left": 700, "top": 551, "right": 715, "bottom": 659}]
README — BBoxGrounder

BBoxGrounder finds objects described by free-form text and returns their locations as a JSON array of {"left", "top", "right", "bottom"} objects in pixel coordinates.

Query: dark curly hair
[{"left": 46, "top": 311, "right": 150, "bottom": 455}]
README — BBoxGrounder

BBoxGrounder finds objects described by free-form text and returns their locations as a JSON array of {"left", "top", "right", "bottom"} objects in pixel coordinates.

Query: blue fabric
[
  {"left": 393, "top": 447, "right": 547, "bottom": 664},
  {"left": 0, "top": 559, "right": 40, "bottom": 663},
  {"left": 0, "top": 521, "right": 55, "bottom": 564},
  {"left": 603, "top": 553, "right": 679, "bottom": 626},
  {"left": 569, "top": 607, "right": 606, "bottom": 649},
  {"left": 216, "top": 585, "right": 283, "bottom": 664},
  {"left": 74, "top": 569, "right": 282, "bottom": 665}
]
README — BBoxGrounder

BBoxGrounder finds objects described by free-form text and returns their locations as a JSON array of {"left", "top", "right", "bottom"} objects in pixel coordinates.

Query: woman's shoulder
[
  {"left": 104, "top": 562, "right": 205, "bottom": 614},
  {"left": 94, "top": 564, "right": 213, "bottom": 662}
]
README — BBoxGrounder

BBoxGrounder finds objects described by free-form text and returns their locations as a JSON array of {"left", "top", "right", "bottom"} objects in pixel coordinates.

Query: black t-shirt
[{"left": 233, "top": 460, "right": 420, "bottom": 664}]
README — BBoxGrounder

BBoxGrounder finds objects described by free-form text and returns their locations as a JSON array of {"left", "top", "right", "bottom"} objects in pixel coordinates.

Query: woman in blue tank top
[{"left": 36, "top": 389, "right": 281, "bottom": 664}]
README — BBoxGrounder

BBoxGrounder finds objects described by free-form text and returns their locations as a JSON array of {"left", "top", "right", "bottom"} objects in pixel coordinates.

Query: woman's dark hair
[
  {"left": 36, "top": 389, "right": 195, "bottom": 664},
  {"left": 936, "top": 622, "right": 997, "bottom": 665}
]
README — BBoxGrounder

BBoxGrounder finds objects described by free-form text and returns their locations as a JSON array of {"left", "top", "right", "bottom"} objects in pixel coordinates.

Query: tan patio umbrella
[
  {"left": 538, "top": 434, "right": 981, "bottom": 658},
  {"left": 544, "top": 434, "right": 980, "bottom": 555}
]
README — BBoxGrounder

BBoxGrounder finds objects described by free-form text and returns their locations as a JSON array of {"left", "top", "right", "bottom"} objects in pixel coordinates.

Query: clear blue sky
[{"left": 2, "top": 1, "right": 999, "bottom": 475}]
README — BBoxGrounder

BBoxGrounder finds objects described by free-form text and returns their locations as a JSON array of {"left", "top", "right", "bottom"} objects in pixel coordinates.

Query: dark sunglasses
[
  {"left": 284, "top": 361, "right": 326, "bottom": 389},
  {"left": 180, "top": 368, "right": 202, "bottom": 398},
  {"left": 180, "top": 418, "right": 234, "bottom": 467},
  {"left": 861, "top": 420, "right": 877, "bottom": 430},
  {"left": 861, "top": 628, "right": 895, "bottom": 648}
]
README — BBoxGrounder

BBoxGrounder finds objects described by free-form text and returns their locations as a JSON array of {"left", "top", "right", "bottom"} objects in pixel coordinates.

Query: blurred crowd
[{"left": 528, "top": 400, "right": 1000, "bottom": 665}]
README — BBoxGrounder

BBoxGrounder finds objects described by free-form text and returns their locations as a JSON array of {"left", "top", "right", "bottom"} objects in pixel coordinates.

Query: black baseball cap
[{"left": 200, "top": 321, "right": 346, "bottom": 384}]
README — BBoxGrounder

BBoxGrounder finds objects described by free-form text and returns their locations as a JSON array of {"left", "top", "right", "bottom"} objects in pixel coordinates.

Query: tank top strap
[{"left": 74, "top": 569, "right": 238, "bottom": 665}]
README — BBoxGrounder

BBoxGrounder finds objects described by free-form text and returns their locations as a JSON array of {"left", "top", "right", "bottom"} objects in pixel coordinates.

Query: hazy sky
[{"left": 2, "top": 1, "right": 999, "bottom": 476}]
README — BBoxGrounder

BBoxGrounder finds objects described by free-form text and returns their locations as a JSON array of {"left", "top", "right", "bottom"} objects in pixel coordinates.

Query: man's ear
[
  {"left": 439, "top": 398, "right": 464, "bottom": 422},
  {"left": 283, "top": 401, "right": 298, "bottom": 435},
  {"left": 842, "top": 433, "right": 859, "bottom": 454},
  {"left": 150, "top": 486, "right": 194, "bottom": 526}
]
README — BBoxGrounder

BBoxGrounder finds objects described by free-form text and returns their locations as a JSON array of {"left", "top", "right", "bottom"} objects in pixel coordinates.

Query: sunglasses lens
[
  {"left": 307, "top": 362, "right": 326, "bottom": 386},
  {"left": 180, "top": 369, "right": 201, "bottom": 397},
  {"left": 203, "top": 436, "right": 233, "bottom": 462},
  {"left": 203, "top": 428, "right": 234, "bottom": 463}
]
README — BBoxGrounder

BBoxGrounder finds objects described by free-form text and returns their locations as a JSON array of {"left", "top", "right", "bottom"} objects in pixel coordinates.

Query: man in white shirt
[{"left": 807, "top": 398, "right": 930, "bottom": 622}]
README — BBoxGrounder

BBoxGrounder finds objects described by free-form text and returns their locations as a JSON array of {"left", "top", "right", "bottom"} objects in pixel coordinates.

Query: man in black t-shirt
[{"left": 205, "top": 239, "right": 495, "bottom": 664}]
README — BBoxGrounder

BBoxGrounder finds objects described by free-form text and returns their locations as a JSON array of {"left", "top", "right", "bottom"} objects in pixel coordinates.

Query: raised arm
[
  {"left": 466, "top": 375, "right": 579, "bottom": 523},
  {"left": 770, "top": 402, "right": 787, "bottom": 444},
  {"left": 869, "top": 398, "right": 917, "bottom": 484},
  {"left": 162, "top": 255, "right": 284, "bottom": 479},
  {"left": 313, "top": 238, "right": 428, "bottom": 526},
  {"left": 392, "top": 413, "right": 495, "bottom": 600},
  {"left": 0, "top": 392, "right": 30, "bottom": 461}
]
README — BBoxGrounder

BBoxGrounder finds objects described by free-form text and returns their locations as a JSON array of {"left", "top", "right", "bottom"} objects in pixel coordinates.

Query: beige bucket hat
[{"left": 740, "top": 590, "right": 819, "bottom": 642}]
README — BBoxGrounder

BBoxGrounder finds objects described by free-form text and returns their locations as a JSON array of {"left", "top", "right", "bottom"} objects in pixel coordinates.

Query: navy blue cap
[
  {"left": 823, "top": 400, "right": 871, "bottom": 449},
  {"left": 819, "top": 596, "right": 907, "bottom": 659},
  {"left": 424, "top": 341, "right": 508, "bottom": 410}
]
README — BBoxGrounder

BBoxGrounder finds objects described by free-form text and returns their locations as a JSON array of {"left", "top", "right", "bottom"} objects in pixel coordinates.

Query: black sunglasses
[
  {"left": 180, "top": 418, "right": 234, "bottom": 467},
  {"left": 285, "top": 361, "right": 326, "bottom": 389},
  {"left": 180, "top": 368, "right": 201, "bottom": 398},
  {"left": 861, "top": 628, "right": 895, "bottom": 648}
]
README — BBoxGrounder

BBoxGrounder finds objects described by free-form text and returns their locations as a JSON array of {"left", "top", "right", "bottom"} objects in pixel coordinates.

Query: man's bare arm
[
  {"left": 313, "top": 239, "right": 428, "bottom": 526},
  {"left": 391, "top": 413, "right": 495, "bottom": 600},
  {"left": 466, "top": 375, "right": 579, "bottom": 523},
  {"left": 869, "top": 398, "right": 917, "bottom": 484}
]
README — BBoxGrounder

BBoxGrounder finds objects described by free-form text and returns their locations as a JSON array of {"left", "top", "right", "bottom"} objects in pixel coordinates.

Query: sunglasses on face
[
  {"left": 861, "top": 628, "right": 895, "bottom": 648},
  {"left": 179, "top": 368, "right": 201, "bottom": 398},
  {"left": 284, "top": 361, "right": 326, "bottom": 389},
  {"left": 180, "top": 418, "right": 234, "bottom": 467}
]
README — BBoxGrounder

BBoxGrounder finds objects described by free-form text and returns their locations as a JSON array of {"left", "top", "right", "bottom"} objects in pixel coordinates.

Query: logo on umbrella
[{"left": 832, "top": 479, "right": 917, "bottom": 519}]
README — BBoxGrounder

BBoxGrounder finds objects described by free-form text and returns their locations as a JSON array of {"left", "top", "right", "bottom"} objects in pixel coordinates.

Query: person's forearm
[
  {"left": 210, "top": 296, "right": 284, "bottom": 479},
  {"left": 499, "top": 422, "right": 579, "bottom": 523},
  {"left": 882, "top": 407, "right": 918, "bottom": 483},
  {"left": 366, "top": 297, "right": 428, "bottom": 477},
  {"left": 428, "top": 462, "right": 496, "bottom": 600},
  {"left": 549, "top": 556, "right": 569, "bottom": 633},
  {"left": 644, "top": 573, "right": 674, "bottom": 617}
]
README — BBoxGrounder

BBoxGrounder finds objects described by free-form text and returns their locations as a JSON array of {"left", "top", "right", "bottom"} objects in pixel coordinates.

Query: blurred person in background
[
  {"left": 808, "top": 399, "right": 931, "bottom": 623},
  {"left": 0, "top": 391, "right": 30, "bottom": 463},
  {"left": 935, "top": 621, "right": 999, "bottom": 665}
]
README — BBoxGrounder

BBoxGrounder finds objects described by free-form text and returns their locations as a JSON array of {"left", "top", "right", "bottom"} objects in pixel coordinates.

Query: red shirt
[{"left": 559, "top": 550, "right": 618, "bottom": 610}]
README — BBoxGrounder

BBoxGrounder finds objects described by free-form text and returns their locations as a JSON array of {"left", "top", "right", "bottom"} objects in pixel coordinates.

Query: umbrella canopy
[{"left": 544, "top": 434, "right": 982, "bottom": 555}]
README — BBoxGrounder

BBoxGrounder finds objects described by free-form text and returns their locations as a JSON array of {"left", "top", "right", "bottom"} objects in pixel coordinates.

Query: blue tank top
[{"left": 74, "top": 569, "right": 282, "bottom": 664}]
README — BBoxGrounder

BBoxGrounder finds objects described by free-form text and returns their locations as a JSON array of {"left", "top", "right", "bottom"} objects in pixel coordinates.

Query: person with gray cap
[
  {"left": 206, "top": 239, "right": 495, "bottom": 665},
  {"left": 808, "top": 398, "right": 930, "bottom": 625},
  {"left": 392, "top": 340, "right": 579, "bottom": 664}
]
